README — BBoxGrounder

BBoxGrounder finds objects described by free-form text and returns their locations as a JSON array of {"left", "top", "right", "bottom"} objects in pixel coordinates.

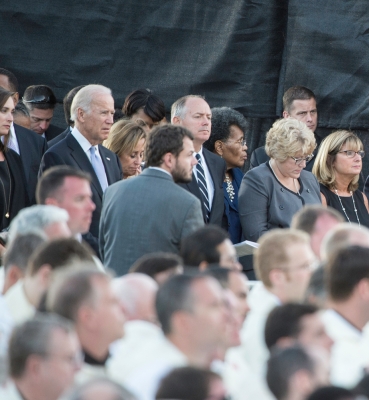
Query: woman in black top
[
  {"left": 0, "top": 87, "right": 29, "bottom": 231},
  {"left": 313, "top": 130, "right": 369, "bottom": 227}
]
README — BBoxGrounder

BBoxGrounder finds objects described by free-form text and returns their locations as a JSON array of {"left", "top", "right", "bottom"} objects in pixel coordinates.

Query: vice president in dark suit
[
  {"left": 39, "top": 85, "right": 122, "bottom": 253},
  {"left": 171, "top": 95, "right": 226, "bottom": 227},
  {"left": 99, "top": 125, "right": 204, "bottom": 276},
  {"left": 204, "top": 107, "right": 248, "bottom": 244},
  {"left": 239, "top": 118, "right": 321, "bottom": 242}
]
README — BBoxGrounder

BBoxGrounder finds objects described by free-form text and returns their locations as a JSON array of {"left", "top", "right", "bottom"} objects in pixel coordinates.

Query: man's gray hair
[
  {"left": 8, "top": 313, "right": 74, "bottom": 378},
  {"left": 171, "top": 94, "right": 205, "bottom": 122},
  {"left": 70, "top": 84, "right": 111, "bottom": 122},
  {"left": 8, "top": 205, "right": 69, "bottom": 244},
  {"left": 65, "top": 377, "right": 136, "bottom": 400},
  {"left": 321, "top": 223, "right": 369, "bottom": 261}
]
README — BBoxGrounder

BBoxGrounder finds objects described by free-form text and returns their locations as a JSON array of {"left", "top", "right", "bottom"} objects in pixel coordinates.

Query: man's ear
[
  {"left": 172, "top": 116, "right": 181, "bottom": 125},
  {"left": 282, "top": 110, "right": 289, "bottom": 119},
  {"left": 37, "top": 264, "right": 52, "bottom": 288},
  {"left": 77, "top": 107, "right": 86, "bottom": 122},
  {"left": 162, "top": 152, "right": 175, "bottom": 169},
  {"left": 12, "top": 92, "right": 19, "bottom": 106},
  {"left": 198, "top": 261, "right": 209, "bottom": 271},
  {"left": 44, "top": 197, "right": 59, "bottom": 206},
  {"left": 269, "top": 268, "right": 285, "bottom": 288},
  {"left": 3, "top": 265, "right": 23, "bottom": 294}
]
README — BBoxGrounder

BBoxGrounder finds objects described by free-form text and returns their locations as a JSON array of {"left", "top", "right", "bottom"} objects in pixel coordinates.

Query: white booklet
[{"left": 234, "top": 240, "right": 259, "bottom": 257}]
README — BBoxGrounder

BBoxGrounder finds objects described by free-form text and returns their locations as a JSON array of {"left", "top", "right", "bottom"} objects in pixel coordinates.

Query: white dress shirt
[
  {"left": 4, "top": 280, "right": 35, "bottom": 324},
  {"left": 322, "top": 308, "right": 369, "bottom": 388},
  {"left": 239, "top": 282, "right": 281, "bottom": 378},
  {"left": 193, "top": 147, "right": 214, "bottom": 208},
  {"left": 108, "top": 324, "right": 186, "bottom": 400},
  {"left": 1, "top": 123, "right": 20, "bottom": 154},
  {"left": 71, "top": 127, "right": 104, "bottom": 164}
]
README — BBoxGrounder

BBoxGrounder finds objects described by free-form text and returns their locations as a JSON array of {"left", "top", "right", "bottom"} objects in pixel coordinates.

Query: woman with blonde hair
[
  {"left": 312, "top": 130, "right": 369, "bottom": 226},
  {"left": 238, "top": 118, "right": 321, "bottom": 242},
  {"left": 104, "top": 120, "right": 146, "bottom": 179}
]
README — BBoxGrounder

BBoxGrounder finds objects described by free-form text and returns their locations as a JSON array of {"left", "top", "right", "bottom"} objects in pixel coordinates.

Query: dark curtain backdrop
[{"left": 1, "top": 0, "right": 369, "bottom": 178}]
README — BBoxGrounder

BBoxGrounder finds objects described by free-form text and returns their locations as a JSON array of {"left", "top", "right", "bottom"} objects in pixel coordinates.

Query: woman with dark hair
[
  {"left": 122, "top": 88, "right": 166, "bottom": 132},
  {"left": 0, "top": 88, "right": 29, "bottom": 231},
  {"left": 204, "top": 107, "right": 248, "bottom": 243}
]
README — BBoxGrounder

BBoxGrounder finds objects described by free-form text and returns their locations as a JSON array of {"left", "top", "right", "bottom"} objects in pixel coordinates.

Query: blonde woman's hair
[
  {"left": 103, "top": 120, "right": 146, "bottom": 157},
  {"left": 265, "top": 118, "right": 316, "bottom": 162},
  {"left": 312, "top": 130, "right": 362, "bottom": 192}
]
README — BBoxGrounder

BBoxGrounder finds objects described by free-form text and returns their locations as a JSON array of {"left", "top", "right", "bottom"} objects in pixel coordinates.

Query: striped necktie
[{"left": 195, "top": 153, "right": 210, "bottom": 222}]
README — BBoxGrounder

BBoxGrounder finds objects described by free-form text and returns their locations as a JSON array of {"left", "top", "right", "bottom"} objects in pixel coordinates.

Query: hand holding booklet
[{"left": 234, "top": 240, "right": 259, "bottom": 257}]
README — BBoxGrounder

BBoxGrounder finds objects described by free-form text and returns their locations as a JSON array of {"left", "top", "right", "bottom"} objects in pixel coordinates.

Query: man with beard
[{"left": 99, "top": 125, "right": 204, "bottom": 276}]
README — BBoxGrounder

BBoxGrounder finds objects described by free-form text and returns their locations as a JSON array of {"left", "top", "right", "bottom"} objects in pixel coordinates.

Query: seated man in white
[
  {"left": 323, "top": 245, "right": 369, "bottom": 388},
  {"left": 240, "top": 229, "right": 316, "bottom": 377},
  {"left": 108, "top": 274, "right": 227, "bottom": 400}
]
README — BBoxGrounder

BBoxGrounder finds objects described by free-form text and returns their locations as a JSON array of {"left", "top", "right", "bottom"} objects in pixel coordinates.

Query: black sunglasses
[{"left": 22, "top": 95, "right": 55, "bottom": 104}]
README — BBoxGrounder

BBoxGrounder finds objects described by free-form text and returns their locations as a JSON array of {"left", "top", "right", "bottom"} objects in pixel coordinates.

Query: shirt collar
[{"left": 71, "top": 127, "right": 95, "bottom": 153}]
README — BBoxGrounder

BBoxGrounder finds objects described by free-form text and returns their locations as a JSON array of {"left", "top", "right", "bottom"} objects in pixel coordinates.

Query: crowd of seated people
[{"left": 1, "top": 66, "right": 369, "bottom": 400}]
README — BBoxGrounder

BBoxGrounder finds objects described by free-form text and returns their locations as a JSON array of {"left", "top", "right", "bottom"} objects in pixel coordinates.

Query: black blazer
[
  {"left": 14, "top": 123, "right": 47, "bottom": 204},
  {"left": 45, "top": 124, "right": 64, "bottom": 142},
  {"left": 39, "top": 133, "right": 123, "bottom": 241},
  {"left": 48, "top": 127, "right": 70, "bottom": 148},
  {"left": 0, "top": 149, "right": 30, "bottom": 231},
  {"left": 178, "top": 148, "right": 226, "bottom": 227}
]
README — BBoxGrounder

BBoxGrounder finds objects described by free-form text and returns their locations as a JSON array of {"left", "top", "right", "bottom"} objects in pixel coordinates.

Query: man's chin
[{"left": 173, "top": 174, "right": 192, "bottom": 184}]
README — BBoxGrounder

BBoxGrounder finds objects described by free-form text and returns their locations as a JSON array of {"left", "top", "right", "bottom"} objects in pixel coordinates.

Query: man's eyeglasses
[
  {"left": 337, "top": 150, "right": 365, "bottom": 159},
  {"left": 290, "top": 154, "right": 314, "bottom": 165},
  {"left": 22, "top": 95, "right": 55, "bottom": 104}
]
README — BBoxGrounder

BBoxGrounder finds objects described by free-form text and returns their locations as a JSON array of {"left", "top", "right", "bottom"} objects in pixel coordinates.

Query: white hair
[
  {"left": 112, "top": 273, "right": 158, "bottom": 319},
  {"left": 8, "top": 205, "right": 69, "bottom": 244},
  {"left": 170, "top": 94, "right": 205, "bottom": 122},
  {"left": 70, "top": 84, "right": 112, "bottom": 122}
]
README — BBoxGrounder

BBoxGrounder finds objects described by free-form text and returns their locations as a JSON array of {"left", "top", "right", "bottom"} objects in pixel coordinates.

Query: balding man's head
[
  {"left": 112, "top": 273, "right": 158, "bottom": 323},
  {"left": 321, "top": 223, "right": 369, "bottom": 262}
]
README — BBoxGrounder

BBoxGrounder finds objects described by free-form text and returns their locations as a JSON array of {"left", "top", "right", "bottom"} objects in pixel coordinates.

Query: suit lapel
[
  {"left": 66, "top": 135, "right": 103, "bottom": 197},
  {"left": 99, "top": 145, "right": 115, "bottom": 185}
]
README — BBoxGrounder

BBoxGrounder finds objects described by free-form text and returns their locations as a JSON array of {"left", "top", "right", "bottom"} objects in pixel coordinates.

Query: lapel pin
[{"left": 106, "top": 157, "right": 110, "bottom": 161}]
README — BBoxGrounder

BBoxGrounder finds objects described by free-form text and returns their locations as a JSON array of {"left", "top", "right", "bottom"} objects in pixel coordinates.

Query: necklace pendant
[{"left": 5, "top": 212, "right": 9, "bottom": 218}]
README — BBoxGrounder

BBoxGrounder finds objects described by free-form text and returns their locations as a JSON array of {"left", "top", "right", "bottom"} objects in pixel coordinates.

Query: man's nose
[{"left": 39, "top": 120, "right": 48, "bottom": 130}]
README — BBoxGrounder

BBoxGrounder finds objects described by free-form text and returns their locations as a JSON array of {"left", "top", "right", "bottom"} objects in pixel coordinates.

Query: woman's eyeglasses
[
  {"left": 290, "top": 154, "right": 314, "bottom": 165},
  {"left": 337, "top": 150, "right": 365, "bottom": 158}
]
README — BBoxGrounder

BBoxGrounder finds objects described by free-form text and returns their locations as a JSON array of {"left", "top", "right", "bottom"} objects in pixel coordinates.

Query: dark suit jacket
[
  {"left": 1, "top": 149, "right": 30, "bottom": 231},
  {"left": 250, "top": 145, "right": 316, "bottom": 172},
  {"left": 224, "top": 167, "right": 244, "bottom": 244},
  {"left": 48, "top": 127, "right": 70, "bottom": 148},
  {"left": 39, "top": 134, "right": 123, "bottom": 242},
  {"left": 178, "top": 148, "right": 226, "bottom": 227},
  {"left": 14, "top": 123, "right": 47, "bottom": 204},
  {"left": 45, "top": 124, "right": 64, "bottom": 142}
]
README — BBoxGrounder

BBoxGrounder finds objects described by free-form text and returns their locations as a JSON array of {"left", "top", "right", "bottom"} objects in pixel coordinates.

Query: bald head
[
  {"left": 112, "top": 273, "right": 158, "bottom": 323},
  {"left": 321, "top": 223, "right": 369, "bottom": 262}
]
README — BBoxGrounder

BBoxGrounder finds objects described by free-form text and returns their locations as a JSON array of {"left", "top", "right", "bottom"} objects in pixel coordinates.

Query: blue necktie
[
  {"left": 89, "top": 146, "right": 108, "bottom": 192},
  {"left": 195, "top": 154, "right": 210, "bottom": 222}
]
